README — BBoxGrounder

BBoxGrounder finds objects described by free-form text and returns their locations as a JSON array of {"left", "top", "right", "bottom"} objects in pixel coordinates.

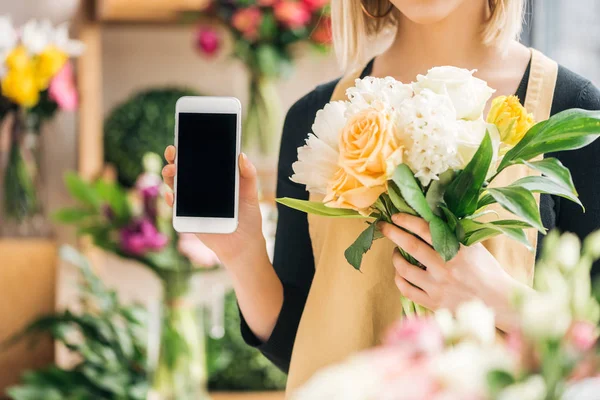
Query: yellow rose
[
  {"left": 486, "top": 95, "right": 535, "bottom": 146},
  {"left": 35, "top": 45, "right": 68, "bottom": 89},
  {"left": 5, "top": 46, "right": 32, "bottom": 70},
  {"left": 1, "top": 67, "right": 39, "bottom": 107},
  {"left": 324, "top": 107, "right": 404, "bottom": 211}
]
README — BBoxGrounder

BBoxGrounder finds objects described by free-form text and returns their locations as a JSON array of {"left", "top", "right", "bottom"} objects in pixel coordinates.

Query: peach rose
[{"left": 324, "top": 107, "right": 404, "bottom": 211}]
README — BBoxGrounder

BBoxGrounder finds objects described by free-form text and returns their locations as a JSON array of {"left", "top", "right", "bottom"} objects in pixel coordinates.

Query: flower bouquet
[
  {"left": 0, "top": 16, "right": 83, "bottom": 236},
  {"left": 194, "top": 0, "right": 331, "bottom": 155},
  {"left": 280, "top": 67, "right": 600, "bottom": 315},
  {"left": 54, "top": 153, "right": 220, "bottom": 400},
  {"left": 293, "top": 231, "right": 600, "bottom": 400}
]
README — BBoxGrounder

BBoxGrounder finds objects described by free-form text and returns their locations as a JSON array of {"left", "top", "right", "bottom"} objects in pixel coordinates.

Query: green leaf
[
  {"left": 459, "top": 219, "right": 532, "bottom": 250},
  {"left": 53, "top": 208, "right": 95, "bottom": 223},
  {"left": 521, "top": 158, "right": 577, "bottom": 195},
  {"left": 344, "top": 222, "right": 378, "bottom": 270},
  {"left": 487, "top": 369, "right": 516, "bottom": 397},
  {"left": 498, "top": 109, "right": 600, "bottom": 171},
  {"left": 276, "top": 198, "right": 365, "bottom": 218},
  {"left": 65, "top": 172, "right": 100, "bottom": 210},
  {"left": 444, "top": 132, "right": 493, "bottom": 217},
  {"left": 387, "top": 183, "right": 417, "bottom": 216},
  {"left": 95, "top": 180, "right": 131, "bottom": 222},
  {"left": 392, "top": 164, "right": 434, "bottom": 221},
  {"left": 439, "top": 204, "right": 459, "bottom": 232},
  {"left": 486, "top": 187, "right": 545, "bottom": 232},
  {"left": 429, "top": 216, "right": 460, "bottom": 261},
  {"left": 425, "top": 170, "right": 455, "bottom": 216},
  {"left": 508, "top": 176, "right": 583, "bottom": 209}
]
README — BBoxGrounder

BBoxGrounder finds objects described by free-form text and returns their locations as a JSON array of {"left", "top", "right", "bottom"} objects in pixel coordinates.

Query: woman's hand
[
  {"left": 163, "top": 145, "right": 283, "bottom": 342},
  {"left": 380, "top": 213, "right": 532, "bottom": 331},
  {"left": 162, "top": 145, "right": 267, "bottom": 267}
]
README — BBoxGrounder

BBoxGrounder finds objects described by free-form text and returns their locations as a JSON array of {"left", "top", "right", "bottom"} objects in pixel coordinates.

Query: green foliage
[
  {"left": 6, "top": 246, "right": 149, "bottom": 400},
  {"left": 276, "top": 198, "right": 363, "bottom": 218},
  {"left": 207, "top": 291, "right": 287, "bottom": 391},
  {"left": 104, "top": 88, "right": 200, "bottom": 187},
  {"left": 344, "top": 222, "right": 379, "bottom": 271}
]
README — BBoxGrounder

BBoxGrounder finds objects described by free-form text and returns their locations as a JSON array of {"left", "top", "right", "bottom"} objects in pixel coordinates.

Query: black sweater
[{"left": 241, "top": 61, "right": 600, "bottom": 373}]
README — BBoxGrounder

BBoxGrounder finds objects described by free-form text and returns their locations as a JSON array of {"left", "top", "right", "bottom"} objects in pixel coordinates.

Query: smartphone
[{"left": 172, "top": 96, "right": 241, "bottom": 233}]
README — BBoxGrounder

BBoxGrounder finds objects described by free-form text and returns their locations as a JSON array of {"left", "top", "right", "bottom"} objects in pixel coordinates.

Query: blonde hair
[{"left": 332, "top": 0, "right": 526, "bottom": 72}]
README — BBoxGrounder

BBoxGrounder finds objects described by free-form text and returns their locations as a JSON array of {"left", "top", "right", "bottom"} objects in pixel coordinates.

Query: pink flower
[
  {"left": 178, "top": 233, "right": 220, "bottom": 268},
  {"left": 194, "top": 26, "right": 221, "bottom": 56},
  {"left": 384, "top": 317, "right": 444, "bottom": 355},
  {"left": 302, "top": 0, "right": 329, "bottom": 11},
  {"left": 232, "top": 7, "right": 263, "bottom": 41},
  {"left": 257, "top": 0, "right": 280, "bottom": 5},
  {"left": 120, "top": 218, "right": 168, "bottom": 256},
  {"left": 505, "top": 330, "right": 524, "bottom": 355},
  {"left": 274, "top": 1, "right": 312, "bottom": 29},
  {"left": 311, "top": 15, "right": 331, "bottom": 44},
  {"left": 48, "top": 61, "right": 78, "bottom": 111},
  {"left": 566, "top": 321, "right": 598, "bottom": 352}
]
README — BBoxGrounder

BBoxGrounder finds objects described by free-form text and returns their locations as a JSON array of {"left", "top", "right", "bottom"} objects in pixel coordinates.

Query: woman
[{"left": 162, "top": 0, "right": 600, "bottom": 392}]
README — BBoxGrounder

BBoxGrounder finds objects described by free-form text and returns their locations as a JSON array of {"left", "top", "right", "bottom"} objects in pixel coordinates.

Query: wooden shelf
[{"left": 98, "top": 0, "right": 210, "bottom": 22}]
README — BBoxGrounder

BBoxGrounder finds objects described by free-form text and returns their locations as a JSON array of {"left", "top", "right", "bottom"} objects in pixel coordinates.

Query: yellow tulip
[
  {"left": 5, "top": 46, "right": 33, "bottom": 70},
  {"left": 1, "top": 67, "right": 39, "bottom": 107},
  {"left": 35, "top": 45, "right": 68, "bottom": 90},
  {"left": 486, "top": 95, "right": 535, "bottom": 146}
]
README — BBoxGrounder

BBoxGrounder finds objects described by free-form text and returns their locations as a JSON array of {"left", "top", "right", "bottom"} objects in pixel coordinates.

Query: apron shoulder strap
[{"left": 524, "top": 48, "right": 559, "bottom": 121}]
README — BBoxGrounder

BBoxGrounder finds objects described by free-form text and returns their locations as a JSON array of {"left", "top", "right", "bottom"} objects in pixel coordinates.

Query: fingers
[
  {"left": 162, "top": 164, "right": 175, "bottom": 191},
  {"left": 165, "top": 191, "right": 174, "bottom": 207},
  {"left": 239, "top": 153, "right": 259, "bottom": 206},
  {"left": 380, "top": 222, "right": 443, "bottom": 271},
  {"left": 392, "top": 249, "right": 434, "bottom": 292},
  {"left": 164, "top": 145, "right": 176, "bottom": 164},
  {"left": 392, "top": 213, "right": 432, "bottom": 245},
  {"left": 395, "top": 273, "right": 431, "bottom": 307}
]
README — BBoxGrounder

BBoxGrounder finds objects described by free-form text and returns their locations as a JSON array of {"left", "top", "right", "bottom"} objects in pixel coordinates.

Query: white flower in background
[
  {"left": 291, "top": 354, "right": 383, "bottom": 400},
  {"left": 555, "top": 232, "right": 581, "bottom": 272},
  {"left": 414, "top": 66, "right": 495, "bottom": 120},
  {"left": 562, "top": 378, "right": 600, "bottom": 400},
  {"left": 455, "top": 300, "right": 496, "bottom": 345},
  {"left": 498, "top": 376, "right": 547, "bottom": 400},
  {"left": 455, "top": 119, "right": 501, "bottom": 171},
  {"left": 21, "top": 19, "right": 54, "bottom": 54},
  {"left": 0, "top": 16, "right": 17, "bottom": 69},
  {"left": 52, "top": 22, "right": 85, "bottom": 56},
  {"left": 291, "top": 101, "right": 347, "bottom": 194},
  {"left": 521, "top": 291, "right": 572, "bottom": 340},
  {"left": 346, "top": 76, "right": 413, "bottom": 114},
  {"left": 396, "top": 88, "right": 461, "bottom": 186},
  {"left": 434, "top": 308, "right": 456, "bottom": 340}
]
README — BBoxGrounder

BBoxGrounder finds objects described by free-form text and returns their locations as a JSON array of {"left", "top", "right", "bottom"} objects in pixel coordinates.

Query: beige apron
[{"left": 286, "top": 48, "right": 559, "bottom": 393}]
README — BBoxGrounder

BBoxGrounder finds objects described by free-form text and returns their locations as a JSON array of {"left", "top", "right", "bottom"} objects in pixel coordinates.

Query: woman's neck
[{"left": 373, "top": 0, "right": 499, "bottom": 81}]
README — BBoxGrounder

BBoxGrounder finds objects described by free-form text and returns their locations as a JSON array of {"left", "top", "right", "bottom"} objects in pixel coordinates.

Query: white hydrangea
[
  {"left": 396, "top": 88, "right": 462, "bottom": 186},
  {"left": 346, "top": 76, "right": 414, "bottom": 115},
  {"left": 291, "top": 101, "right": 347, "bottom": 194},
  {"left": 498, "top": 376, "right": 547, "bottom": 400}
]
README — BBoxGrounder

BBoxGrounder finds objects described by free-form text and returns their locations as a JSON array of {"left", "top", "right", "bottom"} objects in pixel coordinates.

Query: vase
[
  {"left": 149, "top": 271, "right": 209, "bottom": 400},
  {"left": 0, "top": 111, "right": 50, "bottom": 237},
  {"left": 243, "top": 75, "right": 282, "bottom": 158}
]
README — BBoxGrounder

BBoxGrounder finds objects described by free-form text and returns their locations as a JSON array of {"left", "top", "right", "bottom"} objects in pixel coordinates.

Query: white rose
[
  {"left": 414, "top": 66, "right": 495, "bottom": 120},
  {"left": 455, "top": 300, "right": 496, "bottom": 345},
  {"left": 21, "top": 19, "right": 54, "bottom": 54},
  {"left": 455, "top": 119, "right": 501, "bottom": 171},
  {"left": 498, "top": 375, "right": 547, "bottom": 400},
  {"left": 521, "top": 292, "right": 572, "bottom": 340}
]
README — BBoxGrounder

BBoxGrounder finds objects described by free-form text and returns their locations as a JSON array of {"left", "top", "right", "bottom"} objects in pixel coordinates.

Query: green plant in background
[
  {"left": 207, "top": 291, "right": 287, "bottom": 391},
  {"left": 5, "top": 246, "right": 148, "bottom": 400},
  {"left": 104, "top": 88, "right": 199, "bottom": 187}
]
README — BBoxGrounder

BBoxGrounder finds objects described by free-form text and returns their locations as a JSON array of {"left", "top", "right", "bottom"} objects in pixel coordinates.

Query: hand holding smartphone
[{"left": 172, "top": 96, "right": 241, "bottom": 233}]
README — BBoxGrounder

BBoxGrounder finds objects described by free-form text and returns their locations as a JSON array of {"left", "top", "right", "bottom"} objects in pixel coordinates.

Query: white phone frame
[{"left": 172, "top": 96, "right": 241, "bottom": 234}]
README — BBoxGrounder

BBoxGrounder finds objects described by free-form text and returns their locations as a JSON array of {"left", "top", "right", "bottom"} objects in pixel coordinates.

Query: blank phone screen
[{"left": 176, "top": 112, "right": 237, "bottom": 218}]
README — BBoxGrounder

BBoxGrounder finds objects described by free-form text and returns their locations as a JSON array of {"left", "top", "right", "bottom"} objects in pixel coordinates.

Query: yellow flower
[
  {"left": 324, "top": 107, "right": 404, "bottom": 211},
  {"left": 5, "top": 46, "right": 32, "bottom": 70},
  {"left": 1, "top": 67, "right": 39, "bottom": 107},
  {"left": 35, "top": 45, "right": 68, "bottom": 89},
  {"left": 486, "top": 95, "right": 535, "bottom": 146}
]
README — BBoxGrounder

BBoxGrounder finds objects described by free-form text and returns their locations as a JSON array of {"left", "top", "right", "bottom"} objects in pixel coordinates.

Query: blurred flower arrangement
[
  {"left": 0, "top": 16, "right": 83, "bottom": 236},
  {"left": 55, "top": 153, "right": 219, "bottom": 400},
  {"left": 293, "top": 230, "right": 600, "bottom": 400},
  {"left": 193, "top": 0, "right": 331, "bottom": 155}
]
